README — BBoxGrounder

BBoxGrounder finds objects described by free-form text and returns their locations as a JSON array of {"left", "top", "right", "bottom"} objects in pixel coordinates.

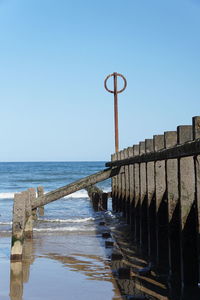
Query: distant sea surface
[{"left": 0, "top": 161, "right": 111, "bottom": 234}]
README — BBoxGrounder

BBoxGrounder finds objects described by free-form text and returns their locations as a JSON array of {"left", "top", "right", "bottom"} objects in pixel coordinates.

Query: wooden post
[
  {"left": 37, "top": 186, "right": 44, "bottom": 216},
  {"left": 86, "top": 185, "right": 108, "bottom": 211},
  {"left": 178, "top": 125, "right": 198, "bottom": 286},
  {"left": 115, "top": 152, "right": 119, "bottom": 212},
  {"left": 145, "top": 138, "right": 156, "bottom": 262},
  {"left": 133, "top": 144, "right": 140, "bottom": 242},
  {"left": 86, "top": 186, "right": 100, "bottom": 211},
  {"left": 101, "top": 193, "right": 108, "bottom": 210},
  {"left": 116, "top": 152, "right": 121, "bottom": 212},
  {"left": 193, "top": 116, "right": 200, "bottom": 284},
  {"left": 29, "top": 188, "right": 37, "bottom": 220},
  {"left": 128, "top": 147, "right": 134, "bottom": 227},
  {"left": 139, "top": 141, "right": 148, "bottom": 253},
  {"left": 111, "top": 153, "right": 117, "bottom": 211},
  {"left": 118, "top": 151, "right": 123, "bottom": 213},
  {"left": 24, "top": 190, "right": 33, "bottom": 239},
  {"left": 165, "top": 131, "right": 181, "bottom": 281},
  {"left": 11, "top": 193, "right": 26, "bottom": 261},
  {"left": 121, "top": 149, "right": 126, "bottom": 217},
  {"left": 124, "top": 148, "right": 130, "bottom": 222},
  {"left": 94, "top": 192, "right": 100, "bottom": 211},
  {"left": 154, "top": 134, "right": 168, "bottom": 272}
]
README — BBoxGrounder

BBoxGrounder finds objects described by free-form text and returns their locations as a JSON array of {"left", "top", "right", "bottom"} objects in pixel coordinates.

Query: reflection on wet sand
[
  {"left": 9, "top": 237, "right": 122, "bottom": 300},
  {"left": 44, "top": 252, "right": 112, "bottom": 281},
  {"left": 10, "top": 262, "right": 23, "bottom": 300},
  {"left": 10, "top": 240, "right": 35, "bottom": 300}
]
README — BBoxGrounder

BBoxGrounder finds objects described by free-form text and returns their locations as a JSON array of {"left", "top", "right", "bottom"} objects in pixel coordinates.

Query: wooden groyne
[
  {"left": 10, "top": 115, "right": 200, "bottom": 291},
  {"left": 10, "top": 167, "right": 119, "bottom": 261},
  {"left": 106, "top": 115, "right": 200, "bottom": 288}
]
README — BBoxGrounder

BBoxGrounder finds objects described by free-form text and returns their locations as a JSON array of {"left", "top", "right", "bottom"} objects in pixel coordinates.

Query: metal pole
[
  {"left": 113, "top": 72, "right": 119, "bottom": 153},
  {"left": 104, "top": 72, "right": 127, "bottom": 153}
]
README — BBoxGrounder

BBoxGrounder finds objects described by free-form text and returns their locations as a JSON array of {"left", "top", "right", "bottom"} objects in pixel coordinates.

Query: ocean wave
[
  {"left": 0, "top": 230, "right": 11, "bottom": 233},
  {"left": 38, "top": 217, "right": 94, "bottom": 223},
  {"left": 0, "top": 190, "right": 89, "bottom": 200},
  {"left": 0, "top": 192, "right": 15, "bottom": 199},
  {"left": 33, "top": 226, "right": 95, "bottom": 232},
  {"left": 0, "top": 222, "right": 12, "bottom": 225},
  {"left": 63, "top": 190, "right": 88, "bottom": 199},
  {"left": 105, "top": 211, "right": 116, "bottom": 219}
]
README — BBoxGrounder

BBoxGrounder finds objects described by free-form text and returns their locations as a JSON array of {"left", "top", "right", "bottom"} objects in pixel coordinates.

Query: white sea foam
[
  {"left": 63, "top": 190, "right": 88, "bottom": 199},
  {"left": 33, "top": 226, "right": 94, "bottom": 232},
  {"left": 39, "top": 217, "right": 94, "bottom": 223},
  {"left": 105, "top": 211, "right": 116, "bottom": 219},
  {"left": 0, "top": 188, "right": 109, "bottom": 200},
  {"left": 0, "top": 189, "right": 89, "bottom": 200},
  {"left": 0, "top": 222, "right": 12, "bottom": 225},
  {"left": 0, "top": 192, "right": 15, "bottom": 199},
  {"left": 103, "top": 188, "right": 111, "bottom": 193},
  {"left": 0, "top": 230, "right": 12, "bottom": 233}
]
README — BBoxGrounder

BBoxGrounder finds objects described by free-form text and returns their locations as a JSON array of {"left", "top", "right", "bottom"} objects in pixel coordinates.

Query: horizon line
[{"left": 0, "top": 160, "right": 107, "bottom": 163}]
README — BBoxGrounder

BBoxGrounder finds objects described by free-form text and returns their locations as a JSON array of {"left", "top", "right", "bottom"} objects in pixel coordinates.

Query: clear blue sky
[{"left": 0, "top": 0, "right": 199, "bottom": 161}]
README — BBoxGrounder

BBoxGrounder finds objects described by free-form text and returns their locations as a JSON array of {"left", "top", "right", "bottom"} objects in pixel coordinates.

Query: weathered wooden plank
[
  {"left": 24, "top": 190, "right": 33, "bottom": 239},
  {"left": 139, "top": 141, "right": 148, "bottom": 252},
  {"left": 193, "top": 116, "right": 200, "bottom": 284},
  {"left": 86, "top": 185, "right": 100, "bottom": 211},
  {"left": 134, "top": 145, "right": 140, "bottom": 241},
  {"left": 154, "top": 134, "right": 168, "bottom": 271},
  {"left": 86, "top": 185, "right": 108, "bottom": 211},
  {"left": 30, "top": 188, "right": 37, "bottom": 220},
  {"left": 145, "top": 138, "right": 156, "bottom": 261},
  {"left": 121, "top": 150, "right": 126, "bottom": 216},
  {"left": 106, "top": 138, "right": 200, "bottom": 167},
  {"left": 37, "top": 186, "right": 44, "bottom": 216},
  {"left": 111, "top": 154, "right": 117, "bottom": 211},
  {"left": 124, "top": 148, "right": 130, "bottom": 221},
  {"left": 165, "top": 131, "right": 181, "bottom": 280},
  {"left": 178, "top": 125, "right": 198, "bottom": 285},
  {"left": 128, "top": 146, "right": 134, "bottom": 226},
  {"left": 154, "top": 135, "right": 165, "bottom": 213},
  {"left": 101, "top": 193, "right": 108, "bottom": 210},
  {"left": 178, "top": 125, "right": 193, "bottom": 144},
  {"left": 116, "top": 152, "right": 121, "bottom": 212},
  {"left": 118, "top": 151, "right": 123, "bottom": 212},
  {"left": 11, "top": 193, "right": 26, "bottom": 261},
  {"left": 32, "top": 167, "right": 120, "bottom": 209}
]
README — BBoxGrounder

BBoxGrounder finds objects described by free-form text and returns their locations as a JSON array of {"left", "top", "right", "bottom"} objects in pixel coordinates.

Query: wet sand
[{"left": 0, "top": 229, "right": 122, "bottom": 300}]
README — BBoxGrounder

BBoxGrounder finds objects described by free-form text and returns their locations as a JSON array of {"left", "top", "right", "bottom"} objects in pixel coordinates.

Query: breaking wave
[
  {"left": 38, "top": 217, "right": 94, "bottom": 223},
  {"left": 33, "top": 226, "right": 95, "bottom": 232},
  {"left": 0, "top": 190, "right": 89, "bottom": 200}
]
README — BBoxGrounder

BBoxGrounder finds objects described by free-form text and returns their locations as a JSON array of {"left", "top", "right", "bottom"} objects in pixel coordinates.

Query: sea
[
  {"left": 0, "top": 162, "right": 122, "bottom": 300},
  {"left": 0, "top": 161, "right": 111, "bottom": 234}
]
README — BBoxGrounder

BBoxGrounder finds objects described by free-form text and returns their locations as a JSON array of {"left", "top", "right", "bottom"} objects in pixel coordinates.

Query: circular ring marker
[{"left": 104, "top": 72, "right": 127, "bottom": 94}]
